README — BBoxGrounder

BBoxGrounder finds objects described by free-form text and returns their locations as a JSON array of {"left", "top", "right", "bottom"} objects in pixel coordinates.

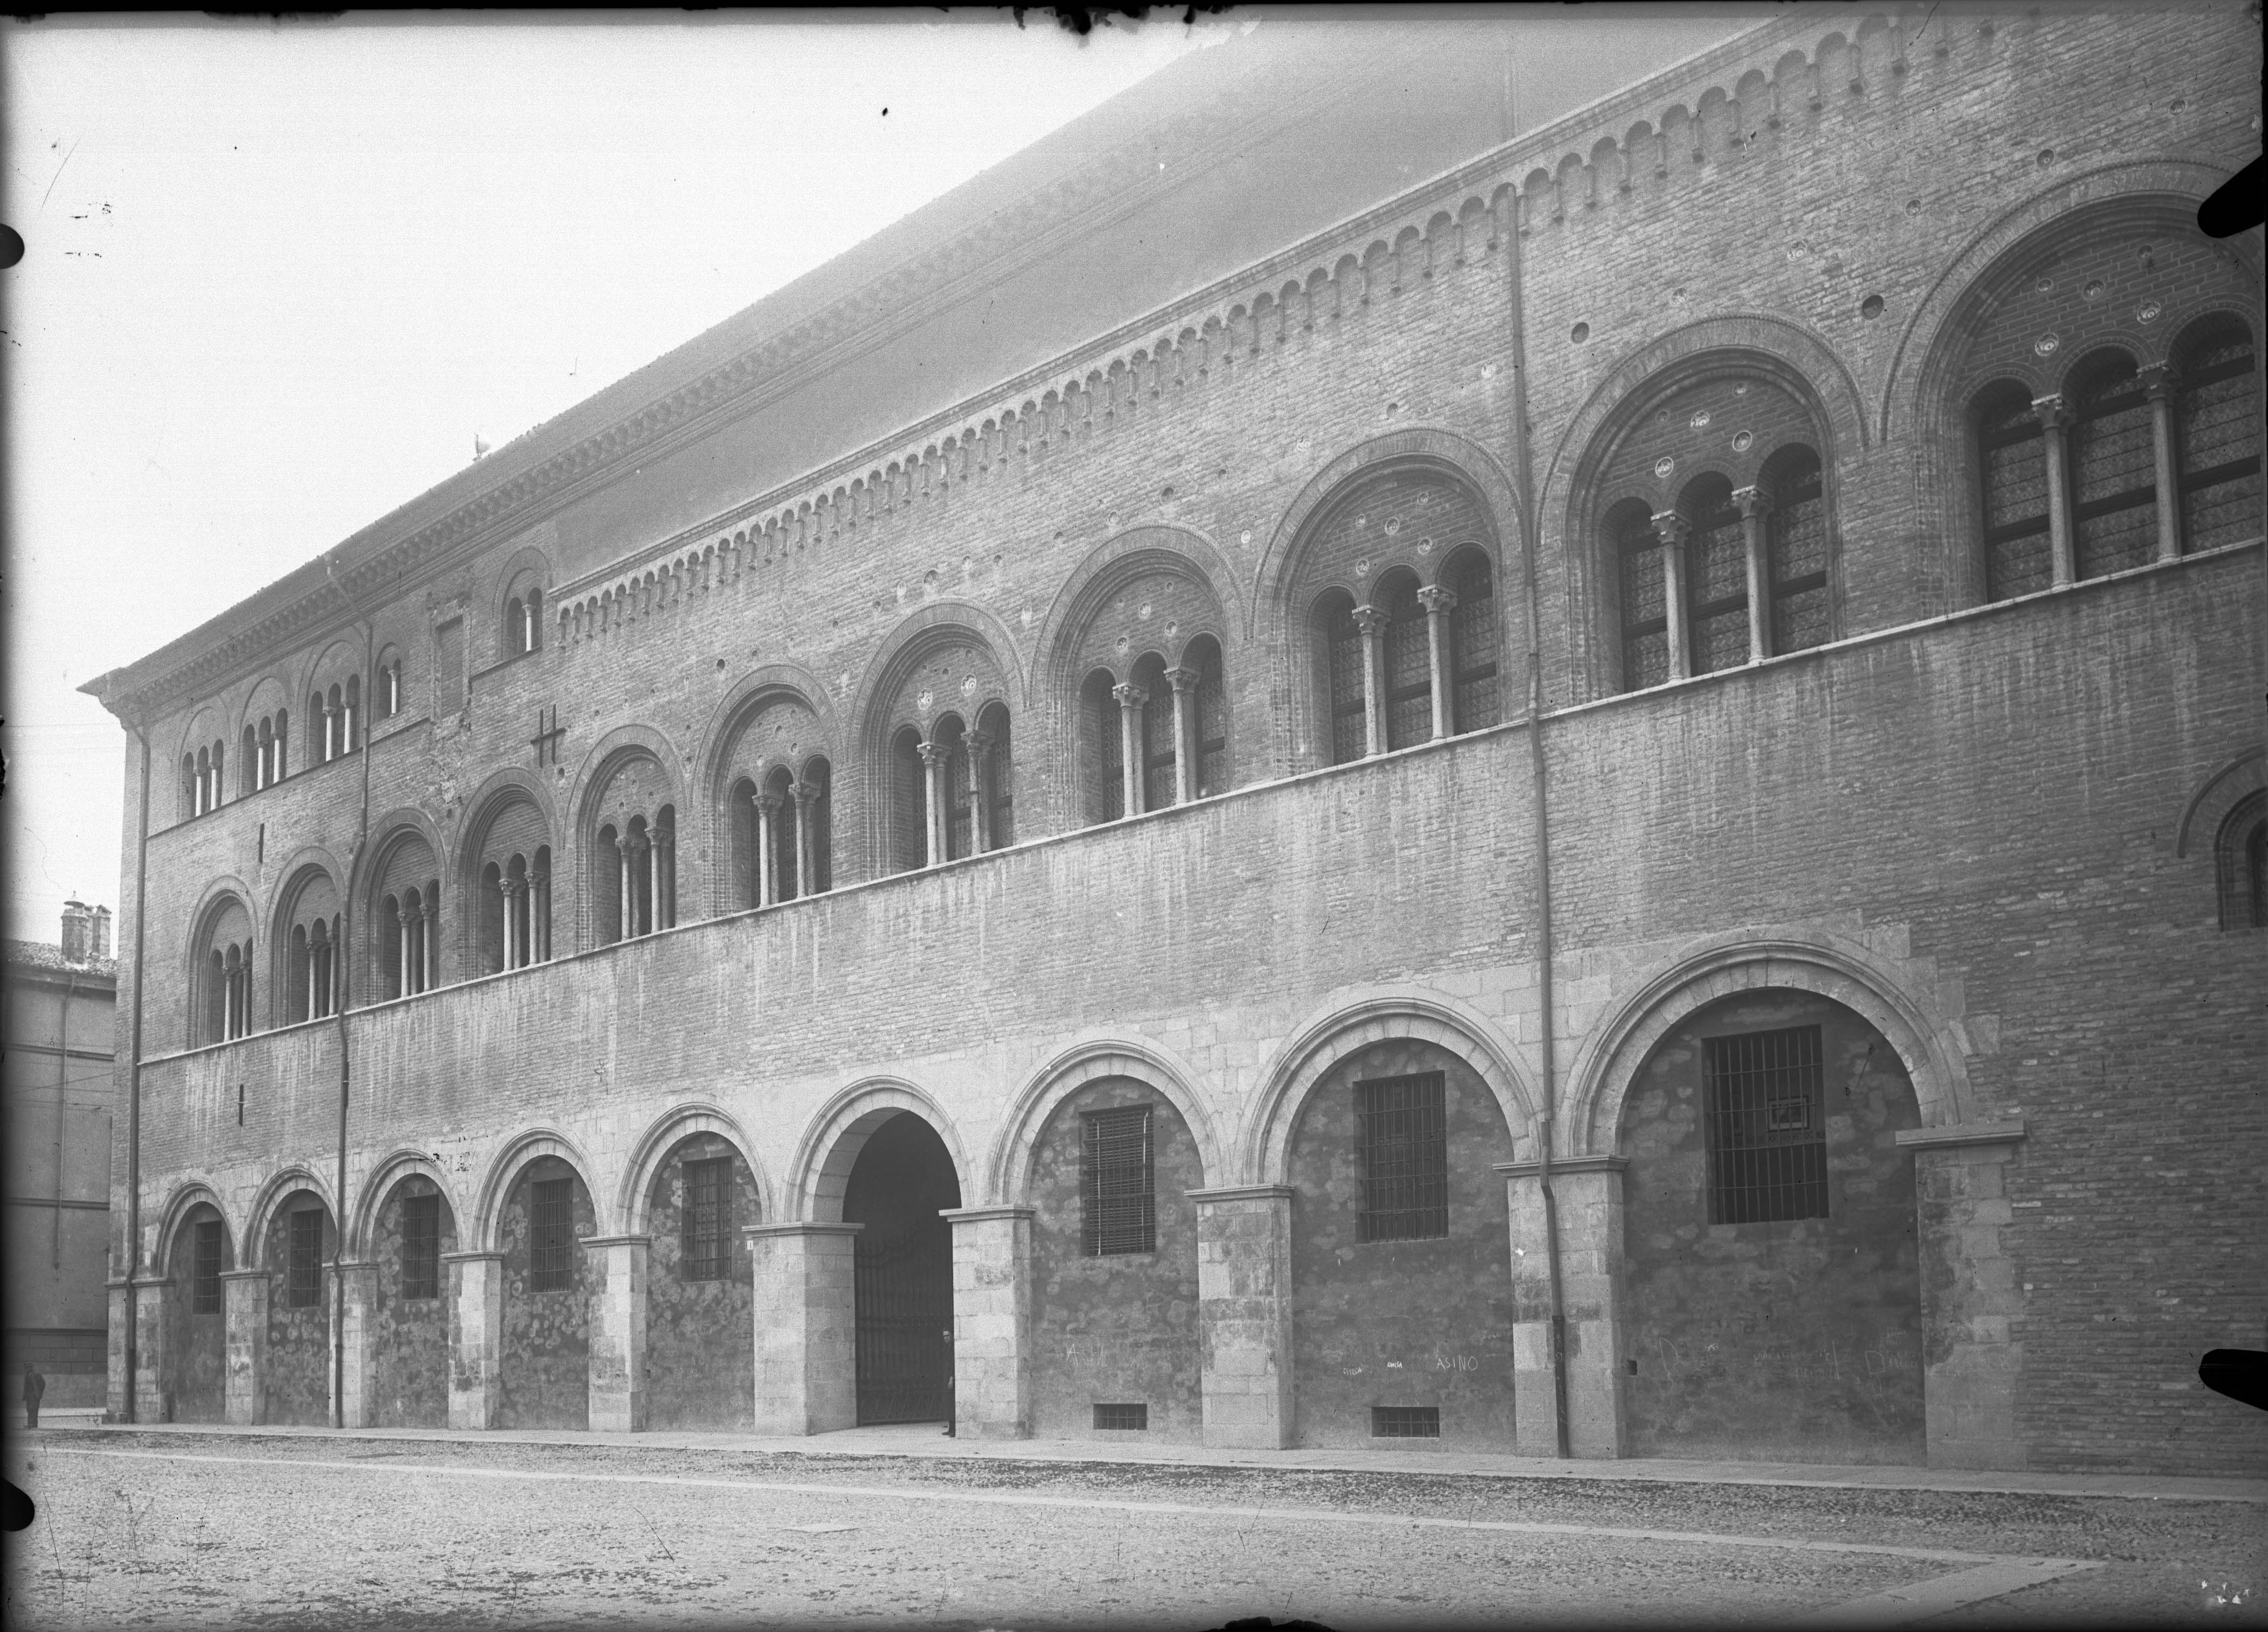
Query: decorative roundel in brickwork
[
  {"left": 1570, "top": 322, "right": 1590, "bottom": 344},
  {"left": 2035, "top": 276, "right": 2055, "bottom": 294},
  {"left": 2083, "top": 279, "right": 2106, "bottom": 301},
  {"left": 593, "top": 751, "right": 675, "bottom": 830},
  {"left": 1290, "top": 470, "right": 1494, "bottom": 608},
  {"left": 1596, "top": 373, "right": 1823, "bottom": 506},
  {"left": 1066, "top": 566, "right": 1225, "bottom": 685},
  {"left": 721, "top": 697, "right": 826, "bottom": 790},
  {"left": 1653, "top": 456, "right": 1677, "bottom": 479},
  {"left": 887, "top": 639, "right": 1009, "bottom": 735},
  {"left": 1731, "top": 431, "right": 1754, "bottom": 454},
  {"left": 1689, "top": 410, "right": 1711, "bottom": 429},
  {"left": 1861, "top": 295, "right": 1886, "bottom": 320},
  {"left": 2034, "top": 333, "right": 2060, "bottom": 356},
  {"left": 2136, "top": 300, "right": 2162, "bottom": 324}
]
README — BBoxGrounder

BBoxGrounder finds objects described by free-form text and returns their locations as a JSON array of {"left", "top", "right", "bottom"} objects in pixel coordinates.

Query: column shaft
[
  {"left": 1165, "top": 667, "right": 1199, "bottom": 804},
  {"left": 2143, "top": 367, "right": 2182, "bottom": 561},
  {"left": 1353, "top": 608, "right": 1388, "bottom": 757},
  {"left": 1192, "top": 1186, "right": 1295, "bottom": 1450},
  {"left": 944, "top": 1207, "right": 1034, "bottom": 1439},
  {"left": 2034, "top": 395, "right": 2076, "bottom": 586},
  {"left": 1734, "top": 486, "right": 1773, "bottom": 662},
  {"left": 1652, "top": 513, "right": 1692, "bottom": 681},
  {"left": 1113, "top": 685, "right": 1147, "bottom": 816},
  {"left": 756, "top": 795, "right": 779, "bottom": 908},
  {"left": 585, "top": 1235, "right": 650, "bottom": 1433}
]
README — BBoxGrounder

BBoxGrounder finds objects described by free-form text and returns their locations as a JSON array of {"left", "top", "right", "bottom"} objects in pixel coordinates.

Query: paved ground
[{"left": 5, "top": 1426, "right": 2262, "bottom": 1629}]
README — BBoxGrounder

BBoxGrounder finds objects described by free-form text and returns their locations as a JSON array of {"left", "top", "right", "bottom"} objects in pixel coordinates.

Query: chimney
[
  {"left": 94, "top": 906, "right": 113, "bottom": 960},
  {"left": 61, "top": 900, "right": 91, "bottom": 964}
]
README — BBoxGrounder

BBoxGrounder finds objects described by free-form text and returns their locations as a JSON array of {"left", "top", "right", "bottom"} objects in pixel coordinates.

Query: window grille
[
  {"left": 1081, "top": 1106, "right": 1156, "bottom": 1256},
  {"left": 1704, "top": 1026, "right": 1830, "bottom": 1225},
  {"left": 942, "top": 730, "right": 973, "bottom": 861},
  {"left": 680, "top": 1157, "right": 733, "bottom": 1281},
  {"left": 400, "top": 1193, "right": 440, "bottom": 1301},
  {"left": 286, "top": 1208, "right": 324, "bottom": 1309},
  {"left": 1095, "top": 680, "right": 1127, "bottom": 820},
  {"left": 1194, "top": 643, "right": 1228, "bottom": 797},
  {"left": 891, "top": 731, "right": 927, "bottom": 872},
  {"left": 1978, "top": 388, "right": 2053, "bottom": 600},
  {"left": 1768, "top": 453, "right": 1832, "bottom": 653},
  {"left": 1617, "top": 509, "right": 1670, "bottom": 690},
  {"left": 529, "top": 1177, "right": 577, "bottom": 1291},
  {"left": 2176, "top": 324, "right": 2261, "bottom": 554},
  {"left": 1093, "top": 1402, "right": 1148, "bottom": 1430},
  {"left": 1326, "top": 599, "right": 1367, "bottom": 764},
  {"left": 1141, "top": 685, "right": 1176, "bottom": 812},
  {"left": 1356, "top": 1072, "right": 1448, "bottom": 1242},
  {"left": 978, "top": 717, "right": 1011, "bottom": 849},
  {"left": 1382, "top": 578, "right": 1431, "bottom": 751},
  {"left": 1687, "top": 484, "right": 1750, "bottom": 675},
  {"left": 1371, "top": 1406, "right": 1440, "bottom": 1438},
  {"left": 2069, "top": 356, "right": 2157, "bottom": 580},
  {"left": 192, "top": 1220, "right": 223, "bottom": 1315},
  {"left": 1449, "top": 559, "right": 1500, "bottom": 733}
]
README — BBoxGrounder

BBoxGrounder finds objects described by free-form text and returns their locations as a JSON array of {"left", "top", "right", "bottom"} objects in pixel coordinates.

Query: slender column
[
  {"left": 584, "top": 1234, "right": 649, "bottom": 1433},
  {"left": 397, "top": 913, "right": 410, "bottom": 997},
  {"left": 500, "top": 882, "right": 518, "bottom": 970},
  {"left": 616, "top": 834, "right": 633, "bottom": 940},
  {"left": 1189, "top": 1185, "right": 1295, "bottom": 1450},
  {"left": 305, "top": 939, "right": 318, "bottom": 1021},
  {"left": 964, "top": 730, "right": 995, "bottom": 852},
  {"left": 1498, "top": 1157, "right": 1628, "bottom": 1458},
  {"left": 1733, "top": 485, "right": 1773, "bottom": 662},
  {"left": 793, "top": 781, "right": 819, "bottom": 895},
  {"left": 443, "top": 1250, "right": 505, "bottom": 1430},
  {"left": 220, "top": 1267, "right": 270, "bottom": 1426},
  {"left": 942, "top": 1206, "right": 1034, "bottom": 1440},
  {"left": 1164, "top": 665, "right": 1200, "bottom": 804},
  {"left": 647, "top": 836, "right": 663, "bottom": 931},
  {"left": 333, "top": 1260, "right": 380, "bottom": 1429},
  {"left": 2033, "top": 394, "right": 2076, "bottom": 587},
  {"left": 755, "top": 793, "right": 781, "bottom": 908},
  {"left": 424, "top": 898, "right": 440, "bottom": 990},
  {"left": 2139, "top": 363, "right": 2182, "bottom": 562},
  {"left": 1111, "top": 684, "right": 1148, "bottom": 816},
  {"left": 1417, "top": 584, "right": 1458, "bottom": 739},
  {"left": 1351, "top": 606, "right": 1389, "bottom": 757},
  {"left": 1896, "top": 1121, "right": 2029, "bottom": 1469},
  {"left": 533, "top": 870, "right": 550, "bottom": 960},
  {"left": 745, "top": 1222, "right": 863, "bottom": 1435},
  {"left": 130, "top": 1277, "right": 169, "bottom": 1423},
  {"left": 659, "top": 833, "right": 674, "bottom": 928},
  {"left": 323, "top": 704, "right": 337, "bottom": 762},
  {"left": 917, "top": 741, "right": 949, "bottom": 865},
  {"left": 1651, "top": 512, "right": 1693, "bottom": 680}
]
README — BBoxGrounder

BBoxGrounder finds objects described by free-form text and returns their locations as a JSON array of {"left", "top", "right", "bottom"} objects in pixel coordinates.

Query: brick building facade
[{"left": 85, "top": 8, "right": 2265, "bottom": 1473}]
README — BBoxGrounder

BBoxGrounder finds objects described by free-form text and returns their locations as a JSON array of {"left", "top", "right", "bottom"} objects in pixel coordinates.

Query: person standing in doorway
[{"left": 22, "top": 1363, "right": 46, "bottom": 1430}]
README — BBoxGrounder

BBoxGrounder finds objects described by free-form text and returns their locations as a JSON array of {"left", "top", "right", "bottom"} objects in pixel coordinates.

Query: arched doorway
[
  {"left": 842, "top": 1112, "right": 961, "bottom": 1424},
  {"left": 1618, "top": 989, "right": 1924, "bottom": 1464}
]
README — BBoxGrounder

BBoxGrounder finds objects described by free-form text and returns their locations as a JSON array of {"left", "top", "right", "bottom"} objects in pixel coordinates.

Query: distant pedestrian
[{"left": 23, "top": 1362, "right": 45, "bottom": 1430}]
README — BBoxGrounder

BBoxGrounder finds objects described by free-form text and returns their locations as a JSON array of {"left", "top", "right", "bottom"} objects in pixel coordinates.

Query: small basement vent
[
  {"left": 1093, "top": 1403, "right": 1149, "bottom": 1431},
  {"left": 1371, "top": 1406, "right": 1441, "bottom": 1438}
]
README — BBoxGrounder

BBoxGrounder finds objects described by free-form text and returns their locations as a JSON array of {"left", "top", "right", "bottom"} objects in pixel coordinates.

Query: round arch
[
  {"left": 346, "top": 1148, "right": 468, "bottom": 1259},
  {"left": 785, "top": 1077, "right": 974, "bottom": 1224},
  {"left": 1240, "top": 986, "right": 1541, "bottom": 1188},
  {"left": 615, "top": 1101, "right": 772, "bottom": 1238},
  {"left": 695, "top": 664, "right": 839, "bottom": 810},
  {"left": 149, "top": 1179, "right": 237, "bottom": 1276},
  {"left": 469, "top": 1127, "right": 606, "bottom": 1253},
  {"left": 2175, "top": 747, "right": 2266, "bottom": 859},
  {"left": 356, "top": 809, "right": 448, "bottom": 902},
  {"left": 1564, "top": 929, "right": 1975, "bottom": 1160},
  {"left": 488, "top": 542, "right": 557, "bottom": 654},
  {"left": 240, "top": 1165, "right": 340, "bottom": 1271},
  {"left": 984, "top": 1036, "right": 1225, "bottom": 1207},
  {"left": 457, "top": 769, "right": 559, "bottom": 874},
  {"left": 567, "top": 724, "right": 686, "bottom": 844}
]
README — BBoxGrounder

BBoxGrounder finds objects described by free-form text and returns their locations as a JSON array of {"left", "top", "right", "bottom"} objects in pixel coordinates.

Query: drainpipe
[
  {"left": 56, "top": 969, "right": 78, "bottom": 1272},
  {"left": 323, "top": 551, "right": 375, "bottom": 1430},
  {"left": 122, "top": 721, "right": 152, "bottom": 1422},
  {"left": 1501, "top": 47, "right": 1571, "bottom": 1460}
]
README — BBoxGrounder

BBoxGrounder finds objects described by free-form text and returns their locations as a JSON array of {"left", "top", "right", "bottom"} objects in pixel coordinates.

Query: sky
[{"left": 2, "top": 9, "right": 1251, "bottom": 943}]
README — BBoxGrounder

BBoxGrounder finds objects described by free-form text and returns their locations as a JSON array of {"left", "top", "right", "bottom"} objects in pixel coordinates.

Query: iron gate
[{"left": 854, "top": 1227, "right": 954, "bottom": 1424}]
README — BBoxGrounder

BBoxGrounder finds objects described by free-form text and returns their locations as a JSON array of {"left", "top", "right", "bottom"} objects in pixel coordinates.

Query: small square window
[
  {"left": 1093, "top": 1403, "right": 1148, "bottom": 1431},
  {"left": 1371, "top": 1406, "right": 1440, "bottom": 1438}
]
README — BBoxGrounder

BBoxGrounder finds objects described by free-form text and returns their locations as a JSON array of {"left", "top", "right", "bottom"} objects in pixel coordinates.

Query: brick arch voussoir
[
  {"left": 615, "top": 1101, "right": 772, "bottom": 1239},
  {"left": 347, "top": 1150, "right": 467, "bottom": 1260},
  {"left": 1035, "top": 526, "right": 1245, "bottom": 697},
  {"left": 984, "top": 1035, "right": 1225, "bottom": 1207},
  {"left": 150, "top": 1180, "right": 239, "bottom": 1277},
  {"left": 1243, "top": 986, "right": 1541, "bottom": 1188},
  {"left": 695, "top": 663, "right": 838, "bottom": 812},
  {"left": 470, "top": 1129, "right": 607, "bottom": 1254},
  {"left": 2174, "top": 748, "right": 2265, "bottom": 860},
  {"left": 240, "top": 1164, "right": 340, "bottom": 1271},
  {"left": 569, "top": 725, "right": 686, "bottom": 846},
  {"left": 787, "top": 1076, "right": 974, "bottom": 1225},
  {"left": 1565, "top": 930, "right": 1971, "bottom": 1162}
]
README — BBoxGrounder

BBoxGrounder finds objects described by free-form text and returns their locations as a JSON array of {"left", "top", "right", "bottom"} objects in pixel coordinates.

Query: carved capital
[
  {"left": 1111, "top": 682, "right": 1150, "bottom": 711},
  {"left": 964, "top": 728, "right": 994, "bottom": 759},
  {"left": 1416, "top": 584, "right": 1458, "bottom": 616},
  {"left": 2029, "top": 392, "right": 2069, "bottom": 431},
  {"left": 1649, "top": 511, "right": 1691, "bottom": 549},
  {"left": 1731, "top": 484, "right": 1772, "bottom": 520},
  {"left": 792, "top": 779, "right": 821, "bottom": 807},
  {"left": 754, "top": 790, "right": 784, "bottom": 817},
  {"left": 1163, "top": 665, "right": 1201, "bottom": 694},
  {"left": 1350, "top": 604, "right": 1390, "bottom": 638},
  {"left": 2137, "top": 361, "right": 2176, "bottom": 400},
  {"left": 915, "top": 741, "right": 951, "bottom": 769}
]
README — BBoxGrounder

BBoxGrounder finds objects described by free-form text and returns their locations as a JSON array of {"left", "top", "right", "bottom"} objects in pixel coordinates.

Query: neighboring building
[
  {"left": 81, "top": 8, "right": 2264, "bottom": 1472},
  {"left": 6, "top": 902, "right": 117, "bottom": 1410}
]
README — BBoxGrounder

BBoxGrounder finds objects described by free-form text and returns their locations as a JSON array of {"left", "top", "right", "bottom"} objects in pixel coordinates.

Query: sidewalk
[{"left": 22, "top": 1413, "right": 2263, "bottom": 1504}]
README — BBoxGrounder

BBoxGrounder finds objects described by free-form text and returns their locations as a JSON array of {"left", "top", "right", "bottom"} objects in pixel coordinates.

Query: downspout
[
  {"left": 56, "top": 970, "right": 78, "bottom": 1272},
  {"left": 122, "top": 722, "right": 152, "bottom": 1422},
  {"left": 323, "top": 551, "right": 375, "bottom": 1430},
  {"left": 1501, "top": 48, "right": 1571, "bottom": 1460}
]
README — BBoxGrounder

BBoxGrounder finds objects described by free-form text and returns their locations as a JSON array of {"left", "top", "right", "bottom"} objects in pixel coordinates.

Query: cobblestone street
[{"left": 5, "top": 1428, "right": 2260, "bottom": 1629}]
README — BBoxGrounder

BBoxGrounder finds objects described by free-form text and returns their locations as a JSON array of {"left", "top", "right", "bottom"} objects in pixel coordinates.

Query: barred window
[
  {"left": 1381, "top": 575, "right": 1431, "bottom": 751},
  {"left": 1704, "top": 1027, "right": 1829, "bottom": 1225},
  {"left": 400, "top": 1193, "right": 440, "bottom": 1302},
  {"left": 1372, "top": 1406, "right": 1440, "bottom": 1438},
  {"left": 1445, "top": 553, "right": 1500, "bottom": 734},
  {"left": 286, "top": 1208, "right": 324, "bottom": 1309},
  {"left": 890, "top": 726, "right": 927, "bottom": 872},
  {"left": 2068, "top": 352, "right": 2157, "bottom": 581},
  {"left": 1767, "top": 449, "right": 1832, "bottom": 653},
  {"left": 1356, "top": 1072, "right": 1448, "bottom": 1242},
  {"left": 1191, "top": 638, "right": 1229, "bottom": 798},
  {"left": 192, "top": 1220, "right": 224, "bottom": 1315},
  {"left": 1613, "top": 501, "right": 1669, "bottom": 690},
  {"left": 1087, "top": 669, "right": 1126, "bottom": 822},
  {"left": 1976, "top": 384, "right": 2052, "bottom": 601},
  {"left": 1093, "top": 1402, "right": 1148, "bottom": 1430},
  {"left": 1081, "top": 1106, "right": 1155, "bottom": 1257},
  {"left": 1140, "top": 675, "right": 1176, "bottom": 814},
  {"left": 1684, "top": 478, "right": 1750, "bottom": 676},
  {"left": 529, "top": 1177, "right": 577, "bottom": 1292},
  {"left": 680, "top": 1157, "right": 734, "bottom": 1281},
  {"left": 1323, "top": 594, "right": 1367, "bottom": 766},
  {"left": 2176, "top": 320, "right": 2261, "bottom": 555}
]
